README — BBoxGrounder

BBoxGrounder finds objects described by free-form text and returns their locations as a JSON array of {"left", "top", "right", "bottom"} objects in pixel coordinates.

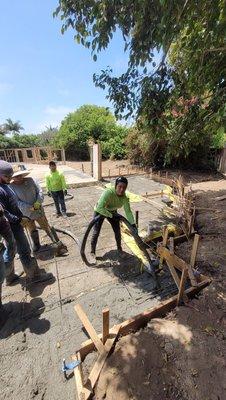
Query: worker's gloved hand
[
  {"left": 64, "top": 190, "right": 67, "bottom": 196},
  {"left": 33, "top": 201, "right": 41, "bottom": 210},
  {"left": 47, "top": 192, "right": 52, "bottom": 197},
  {"left": 131, "top": 224, "right": 138, "bottom": 235},
  {"left": 20, "top": 217, "right": 29, "bottom": 227}
]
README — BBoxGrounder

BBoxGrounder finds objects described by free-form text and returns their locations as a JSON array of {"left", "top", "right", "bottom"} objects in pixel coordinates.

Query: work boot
[
  {"left": 5, "top": 261, "right": 21, "bottom": 286},
  {"left": 0, "top": 284, "right": 10, "bottom": 328},
  {"left": 30, "top": 230, "right": 41, "bottom": 252},
  {"left": 52, "top": 241, "right": 68, "bottom": 256},
  {"left": 62, "top": 212, "right": 67, "bottom": 218},
  {"left": 23, "top": 257, "right": 53, "bottom": 284}
]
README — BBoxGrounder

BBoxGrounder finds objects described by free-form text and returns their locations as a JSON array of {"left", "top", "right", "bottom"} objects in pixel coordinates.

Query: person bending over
[{"left": 91, "top": 176, "right": 137, "bottom": 261}]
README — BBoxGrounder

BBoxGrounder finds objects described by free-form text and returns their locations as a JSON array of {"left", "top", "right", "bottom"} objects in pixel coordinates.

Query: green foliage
[
  {"left": 4, "top": 118, "right": 24, "bottom": 135},
  {"left": 0, "top": 133, "right": 39, "bottom": 149},
  {"left": 101, "top": 125, "right": 128, "bottom": 159},
  {"left": 38, "top": 126, "right": 58, "bottom": 146},
  {"left": 54, "top": 104, "right": 128, "bottom": 159},
  {"left": 56, "top": 0, "right": 226, "bottom": 168}
]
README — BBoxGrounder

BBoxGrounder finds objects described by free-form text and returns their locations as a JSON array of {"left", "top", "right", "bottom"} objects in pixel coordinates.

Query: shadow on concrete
[
  {"left": 23, "top": 271, "right": 56, "bottom": 298},
  {"left": 0, "top": 297, "right": 50, "bottom": 339}
]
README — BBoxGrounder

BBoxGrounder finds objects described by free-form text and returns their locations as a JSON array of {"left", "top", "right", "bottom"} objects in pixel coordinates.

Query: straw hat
[{"left": 12, "top": 165, "right": 31, "bottom": 178}]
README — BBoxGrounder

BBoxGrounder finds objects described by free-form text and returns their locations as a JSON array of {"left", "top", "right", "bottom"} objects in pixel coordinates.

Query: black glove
[
  {"left": 64, "top": 190, "right": 67, "bottom": 196},
  {"left": 47, "top": 192, "right": 52, "bottom": 197},
  {"left": 131, "top": 224, "right": 138, "bottom": 235}
]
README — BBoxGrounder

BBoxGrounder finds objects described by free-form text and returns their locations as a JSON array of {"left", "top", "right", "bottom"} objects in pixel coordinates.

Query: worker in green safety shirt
[{"left": 90, "top": 176, "right": 137, "bottom": 262}]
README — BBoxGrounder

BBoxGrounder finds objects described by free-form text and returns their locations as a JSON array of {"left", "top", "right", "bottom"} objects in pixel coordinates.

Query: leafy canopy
[
  {"left": 55, "top": 0, "right": 226, "bottom": 167},
  {"left": 54, "top": 104, "right": 128, "bottom": 159}
]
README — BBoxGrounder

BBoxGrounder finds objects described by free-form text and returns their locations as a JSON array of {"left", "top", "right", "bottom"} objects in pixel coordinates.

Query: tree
[
  {"left": 55, "top": 0, "right": 226, "bottom": 167},
  {"left": 54, "top": 105, "right": 128, "bottom": 159},
  {"left": 0, "top": 124, "right": 7, "bottom": 135},
  {"left": 4, "top": 118, "right": 24, "bottom": 135},
  {"left": 38, "top": 125, "right": 58, "bottom": 146}
]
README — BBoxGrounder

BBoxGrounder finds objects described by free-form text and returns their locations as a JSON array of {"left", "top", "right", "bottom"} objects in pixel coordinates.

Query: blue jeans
[
  {"left": 51, "top": 190, "right": 66, "bottom": 214},
  {"left": 4, "top": 224, "right": 31, "bottom": 268},
  {"left": 0, "top": 247, "right": 5, "bottom": 284},
  {"left": 1, "top": 228, "right": 16, "bottom": 280}
]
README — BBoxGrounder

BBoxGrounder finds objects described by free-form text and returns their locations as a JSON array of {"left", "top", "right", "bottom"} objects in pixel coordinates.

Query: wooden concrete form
[
  {"left": 0, "top": 146, "right": 65, "bottom": 164},
  {"left": 73, "top": 274, "right": 210, "bottom": 363},
  {"left": 73, "top": 304, "right": 120, "bottom": 400}
]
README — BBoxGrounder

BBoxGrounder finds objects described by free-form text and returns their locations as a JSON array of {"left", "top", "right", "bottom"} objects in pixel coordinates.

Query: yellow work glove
[{"left": 33, "top": 201, "right": 41, "bottom": 210}]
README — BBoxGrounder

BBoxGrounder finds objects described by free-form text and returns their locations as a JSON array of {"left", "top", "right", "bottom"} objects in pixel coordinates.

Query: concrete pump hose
[{"left": 80, "top": 213, "right": 160, "bottom": 289}]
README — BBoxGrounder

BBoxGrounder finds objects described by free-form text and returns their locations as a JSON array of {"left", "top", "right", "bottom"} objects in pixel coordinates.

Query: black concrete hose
[{"left": 80, "top": 213, "right": 160, "bottom": 289}]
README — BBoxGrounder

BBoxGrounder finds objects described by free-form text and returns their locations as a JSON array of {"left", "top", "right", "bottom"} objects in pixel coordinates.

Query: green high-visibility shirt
[
  {"left": 95, "top": 187, "right": 135, "bottom": 224},
  {"left": 45, "top": 171, "right": 67, "bottom": 192}
]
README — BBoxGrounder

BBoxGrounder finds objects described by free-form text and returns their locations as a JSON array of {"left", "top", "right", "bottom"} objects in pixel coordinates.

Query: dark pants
[
  {"left": 51, "top": 190, "right": 66, "bottom": 214},
  {"left": 5, "top": 224, "right": 32, "bottom": 268},
  {"left": 91, "top": 212, "right": 122, "bottom": 254}
]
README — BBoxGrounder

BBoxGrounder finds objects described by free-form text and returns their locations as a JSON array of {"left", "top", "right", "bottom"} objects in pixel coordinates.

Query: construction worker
[
  {"left": 90, "top": 176, "right": 137, "bottom": 261},
  {"left": 10, "top": 168, "right": 67, "bottom": 253},
  {"left": 0, "top": 204, "right": 16, "bottom": 326},
  {"left": 45, "top": 161, "right": 67, "bottom": 217},
  {"left": 0, "top": 160, "right": 52, "bottom": 284}
]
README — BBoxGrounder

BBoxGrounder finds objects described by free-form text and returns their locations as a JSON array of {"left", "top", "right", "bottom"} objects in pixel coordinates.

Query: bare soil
[{"left": 95, "top": 178, "right": 226, "bottom": 400}]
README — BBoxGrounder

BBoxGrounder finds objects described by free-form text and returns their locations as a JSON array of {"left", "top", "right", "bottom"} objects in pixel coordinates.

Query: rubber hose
[{"left": 80, "top": 214, "right": 159, "bottom": 288}]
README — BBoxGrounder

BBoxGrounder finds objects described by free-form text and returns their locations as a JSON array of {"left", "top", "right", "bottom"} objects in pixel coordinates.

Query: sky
[{"left": 0, "top": 0, "right": 131, "bottom": 134}]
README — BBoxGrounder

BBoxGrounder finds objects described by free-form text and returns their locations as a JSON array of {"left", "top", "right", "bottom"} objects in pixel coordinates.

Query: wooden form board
[
  {"left": 73, "top": 304, "right": 120, "bottom": 400},
  {"left": 76, "top": 275, "right": 210, "bottom": 361},
  {"left": 74, "top": 304, "right": 105, "bottom": 354},
  {"left": 157, "top": 246, "right": 197, "bottom": 286}
]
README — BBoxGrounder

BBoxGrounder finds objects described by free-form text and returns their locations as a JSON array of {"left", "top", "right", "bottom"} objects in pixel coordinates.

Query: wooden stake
[
  {"left": 159, "top": 226, "right": 169, "bottom": 266},
  {"left": 165, "top": 258, "right": 181, "bottom": 289},
  {"left": 73, "top": 352, "right": 89, "bottom": 400},
  {"left": 74, "top": 304, "right": 105, "bottom": 354},
  {"left": 177, "top": 268, "right": 188, "bottom": 305},
  {"left": 190, "top": 234, "right": 200, "bottom": 268},
  {"left": 79, "top": 325, "right": 121, "bottom": 400},
  {"left": 102, "top": 308, "right": 109, "bottom": 344}
]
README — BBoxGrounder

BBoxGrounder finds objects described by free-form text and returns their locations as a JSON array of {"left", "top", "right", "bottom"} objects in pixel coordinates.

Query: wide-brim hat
[{"left": 12, "top": 168, "right": 31, "bottom": 178}]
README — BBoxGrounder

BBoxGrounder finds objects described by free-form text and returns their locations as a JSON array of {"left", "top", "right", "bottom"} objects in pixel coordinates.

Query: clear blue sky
[{"left": 0, "top": 0, "right": 131, "bottom": 133}]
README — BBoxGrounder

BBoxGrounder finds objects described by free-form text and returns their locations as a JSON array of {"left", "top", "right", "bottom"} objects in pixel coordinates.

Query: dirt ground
[
  {"left": 0, "top": 173, "right": 225, "bottom": 400},
  {"left": 95, "top": 178, "right": 226, "bottom": 400}
]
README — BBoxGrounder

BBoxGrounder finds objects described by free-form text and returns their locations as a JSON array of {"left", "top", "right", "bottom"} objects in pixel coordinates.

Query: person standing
[
  {"left": 0, "top": 160, "right": 52, "bottom": 283},
  {"left": 90, "top": 176, "right": 137, "bottom": 261},
  {"left": 45, "top": 161, "right": 67, "bottom": 217},
  {"left": 10, "top": 169, "right": 65, "bottom": 252}
]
